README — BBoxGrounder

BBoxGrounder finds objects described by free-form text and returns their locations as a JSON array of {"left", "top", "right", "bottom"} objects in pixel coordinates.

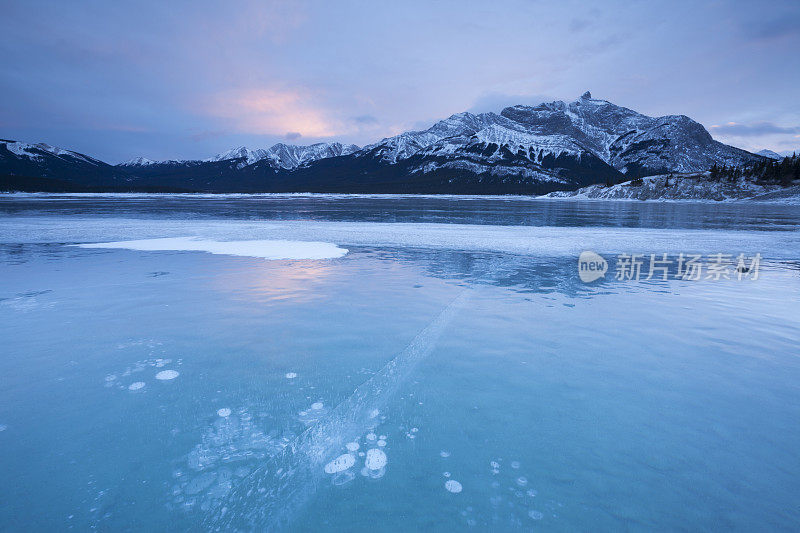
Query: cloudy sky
[{"left": 1, "top": 0, "right": 798, "bottom": 163}]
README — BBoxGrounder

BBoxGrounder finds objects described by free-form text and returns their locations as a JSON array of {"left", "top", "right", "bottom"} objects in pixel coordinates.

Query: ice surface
[
  {"left": 185, "top": 472, "right": 217, "bottom": 496},
  {"left": 7, "top": 218, "right": 795, "bottom": 260},
  {"left": 72, "top": 237, "right": 348, "bottom": 260}
]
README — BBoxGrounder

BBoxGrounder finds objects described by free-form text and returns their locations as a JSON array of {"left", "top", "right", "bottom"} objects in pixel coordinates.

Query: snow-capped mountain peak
[
  {"left": 263, "top": 142, "right": 360, "bottom": 169},
  {"left": 121, "top": 156, "right": 157, "bottom": 166},
  {"left": 205, "top": 146, "right": 268, "bottom": 165},
  {"left": 201, "top": 142, "right": 360, "bottom": 170}
]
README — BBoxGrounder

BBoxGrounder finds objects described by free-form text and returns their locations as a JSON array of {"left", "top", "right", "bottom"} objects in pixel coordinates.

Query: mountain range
[{"left": 0, "top": 92, "right": 769, "bottom": 194}]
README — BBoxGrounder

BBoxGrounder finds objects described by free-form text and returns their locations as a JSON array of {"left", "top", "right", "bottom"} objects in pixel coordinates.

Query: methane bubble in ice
[
  {"left": 366, "top": 433, "right": 377, "bottom": 441},
  {"left": 377, "top": 439, "right": 386, "bottom": 447},
  {"left": 345, "top": 442, "right": 360, "bottom": 452},
  {"left": 440, "top": 451, "right": 451, "bottom": 458},
  {"left": 128, "top": 382, "right": 145, "bottom": 391},
  {"left": 528, "top": 510, "right": 543, "bottom": 520},
  {"left": 285, "top": 372, "right": 297, "bottom": 379},
  {"left": 217, "top": 408, "right": 232, "bottom": 418},
  {"left": 363, "top": 448, "right": 387, "bottom": 478},
  {"left": 445, "top": 480, "right": 463, "bottom": 493},
  {"left": 443, "top": 472, "right": 451, "bottom": 478},
  {"left": 324, "top": 454, "right": 356, "bottom": 474},
  {"left": 516, "top": 476, "right": 528, "bottom": 487},
  {"left": 511, "top": 461, "right": 520, "bottom": 469},
  {"left": 298, "top": 403, "right": 328, "bottom": 424},
  {"left": 365, "top": 448, "right": 387, "bottom": 470},
  {"left": 369, "top": 409, "right": 380, "bottom": 418},
  {"left": 155, "top": 370, "right": 179, "bottom": 380},
  {"left": 0, "top": 424, "right": 6, "bottom": 432},
  {"left": 332, "top": 470, "right": 356, "bottom": 486}
]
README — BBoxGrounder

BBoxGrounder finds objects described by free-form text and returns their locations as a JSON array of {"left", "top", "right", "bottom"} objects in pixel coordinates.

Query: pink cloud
[{"left": 201, "top": 88, "right": 344, "bottom": 138}]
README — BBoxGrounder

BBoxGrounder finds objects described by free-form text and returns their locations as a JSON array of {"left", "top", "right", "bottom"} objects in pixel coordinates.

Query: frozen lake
[{"left": 1, "top": 194, "right": 799, "bottom": 530}]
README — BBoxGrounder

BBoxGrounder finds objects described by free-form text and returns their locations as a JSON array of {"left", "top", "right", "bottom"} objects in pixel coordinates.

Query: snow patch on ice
[{"left": 73, "top": 237, "right": 348, "bottom": 260}]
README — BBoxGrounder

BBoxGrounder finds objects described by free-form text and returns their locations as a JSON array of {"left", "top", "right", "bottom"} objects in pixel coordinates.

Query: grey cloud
[
  {"left": 711, "top": 122, "right": 800, "bottom": 136},
  {"left": 351, "top": 115, "right": 379, "bottom": 125},
  {"left": 744, "top": 14, "right": 800, "bottom": 43}
]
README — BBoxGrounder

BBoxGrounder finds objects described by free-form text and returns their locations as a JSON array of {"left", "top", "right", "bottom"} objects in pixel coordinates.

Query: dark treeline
[{"left": 710, "top": 153, "right": 799, "bottom": 186}]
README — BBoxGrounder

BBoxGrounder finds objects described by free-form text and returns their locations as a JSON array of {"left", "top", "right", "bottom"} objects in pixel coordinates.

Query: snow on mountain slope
[
  {"left": 197, "top": 142, "right": 360, "bottom": 170},
  {"left": 205, "top": 146, "right": 269, "bottom": 168},
  {"left": 2, "top": 139, "right": 102, "bottom": 165},
  {"left": 499, "top": 92, "right": 761, "bottom": 175},
  {"left": 0, "top": 139, "right": 131, "bottom": 187},
  {"left": 120, "top": 142, "right": 360, "bottom": 172},
  {"left": 357, "top": 91, "right": 762, "bottom": 182},
  {"left": 263, "top": 142, "right": 359, "bottom": 169},
  {"left": 362, "top": 112, "right": 516, "bottom": 163},
  {"left": 756, "top": 149, "right": 783, "bottom": 160},
  {"left": 121, "top": 156, "right": 157, "bottom": 166}
]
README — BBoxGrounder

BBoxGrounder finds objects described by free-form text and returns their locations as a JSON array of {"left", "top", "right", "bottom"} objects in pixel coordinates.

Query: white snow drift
[{"left": 73, "top": 237, "right": 348, "bottom": 260}]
